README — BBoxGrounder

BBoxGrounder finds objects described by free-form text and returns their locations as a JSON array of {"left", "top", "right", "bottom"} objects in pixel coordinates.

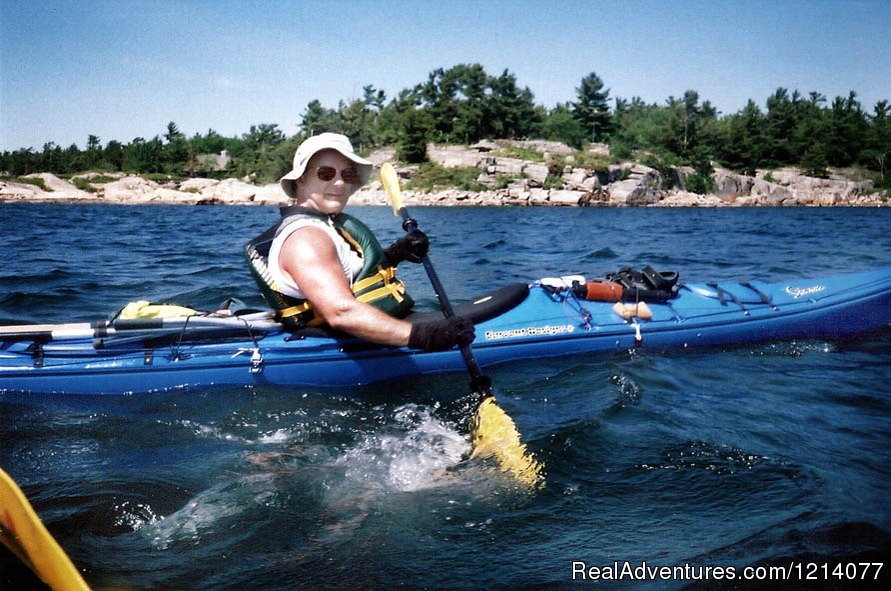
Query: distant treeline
[{"left": 3, "top": 64, "right": 890, "bottom": 188}]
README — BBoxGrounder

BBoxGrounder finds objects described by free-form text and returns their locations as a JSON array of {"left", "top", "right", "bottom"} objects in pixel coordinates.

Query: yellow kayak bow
[{"left": 0, "top": 467, "right": 91, "bottom": 590}]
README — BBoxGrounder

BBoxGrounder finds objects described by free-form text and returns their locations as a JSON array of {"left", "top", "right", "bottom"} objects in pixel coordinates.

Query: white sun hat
[{"left": 280, "top": 132, "right": 373, "bottom": 199}]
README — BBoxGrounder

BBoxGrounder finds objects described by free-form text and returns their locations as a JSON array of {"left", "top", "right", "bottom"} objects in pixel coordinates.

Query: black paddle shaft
[{"left": 399, "top": 213, "right": 493, "bottom": 398}]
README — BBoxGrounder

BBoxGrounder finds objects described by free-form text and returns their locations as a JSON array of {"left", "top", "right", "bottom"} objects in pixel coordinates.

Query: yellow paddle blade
[
  {"left": 470, "top": 398, "right": 543, "bottom": 487},
  {"left": 380, "top": 162, "right": 404, "bottom": 216},
  {"left": 0, "top": 468, "right": 91, "bottom": 591}
]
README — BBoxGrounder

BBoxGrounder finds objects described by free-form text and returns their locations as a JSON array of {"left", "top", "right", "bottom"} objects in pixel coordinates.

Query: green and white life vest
[{"left": 245, "top": 206, "right": 414, "bottom": 329}]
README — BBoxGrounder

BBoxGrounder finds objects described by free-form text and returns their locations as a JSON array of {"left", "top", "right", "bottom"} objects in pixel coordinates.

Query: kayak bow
[{"left": 0, "top": 468, "right": 91, "bottom": 590}]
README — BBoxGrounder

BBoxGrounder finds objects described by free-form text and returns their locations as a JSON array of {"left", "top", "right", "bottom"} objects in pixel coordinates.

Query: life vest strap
[
  {"left": 276, "top": 301, "right": 326, "bottom": 326},
  {"left": 277, "top": 266, "right": 404, "bottom": 323},
  {"left": 277, "top": 301, "right": 312, "bottom": 319},
  {"left": 355, "top": 276, "right": 406, "bottom": 305},
  {"left": 352, "top": 266, "right": 398, "bottom": 292}
]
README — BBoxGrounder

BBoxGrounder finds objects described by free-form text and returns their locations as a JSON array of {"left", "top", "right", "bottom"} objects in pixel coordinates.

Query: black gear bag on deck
[{"left": 605, "top": 265, "right": 680, "bottom": 303}]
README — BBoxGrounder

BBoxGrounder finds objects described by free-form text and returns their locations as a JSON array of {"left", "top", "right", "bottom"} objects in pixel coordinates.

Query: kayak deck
[{"left": 1, "top": 267, "right": 889, "bottom": 395}]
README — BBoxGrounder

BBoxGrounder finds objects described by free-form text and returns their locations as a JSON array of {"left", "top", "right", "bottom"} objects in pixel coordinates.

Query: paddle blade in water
[
  {"left": 0, "top": 468, "right": 91, "bottom": 590},
  {"left": 380, "top": 163, "right": 404, "bottom": 217},
  {"left": 470, "top": 398, "right": 542, "bottom": 487}
]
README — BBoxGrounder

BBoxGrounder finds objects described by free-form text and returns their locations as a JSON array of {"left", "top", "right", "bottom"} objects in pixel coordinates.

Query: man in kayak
[{"left": 245, "top": 132, "right": 475, "bottom": 351}]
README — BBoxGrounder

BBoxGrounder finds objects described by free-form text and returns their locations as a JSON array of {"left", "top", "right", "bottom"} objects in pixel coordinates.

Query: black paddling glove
[
  {"left": 384, "top": 230, "right": 429, "bottom": 265},
  {"left": 408, "top": 316, "right": 475, "bottom": 351}
]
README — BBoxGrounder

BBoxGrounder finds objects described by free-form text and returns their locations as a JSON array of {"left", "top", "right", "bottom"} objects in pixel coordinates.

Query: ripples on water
[{"left": 1, "top": 203, "right": 890, "bottom": 590}]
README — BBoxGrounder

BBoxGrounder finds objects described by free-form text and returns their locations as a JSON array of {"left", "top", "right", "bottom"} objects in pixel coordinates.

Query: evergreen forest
[{"left": 3, "top": 65, "right": 890, "bottom": 193}]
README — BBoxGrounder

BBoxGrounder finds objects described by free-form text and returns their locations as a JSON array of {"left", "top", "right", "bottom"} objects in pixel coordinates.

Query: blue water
[{"left": 1, "top": 203, "right": 889, "bottom": 590}]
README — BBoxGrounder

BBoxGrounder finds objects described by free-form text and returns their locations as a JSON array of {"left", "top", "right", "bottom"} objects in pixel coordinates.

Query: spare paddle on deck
[
  {"left": 0, "top": 311, "right": 279, "bottom": 343},
  {"left": 380, "top": 163, "right": 541, "bottom": 486},
  {"left": 0, "top": 468, "right": 91, "bottom": 590}
]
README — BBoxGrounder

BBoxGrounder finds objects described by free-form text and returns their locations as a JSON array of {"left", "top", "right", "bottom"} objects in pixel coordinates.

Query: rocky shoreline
[{"left": 1, "top": 141, "right": 885, "bottom": 207}]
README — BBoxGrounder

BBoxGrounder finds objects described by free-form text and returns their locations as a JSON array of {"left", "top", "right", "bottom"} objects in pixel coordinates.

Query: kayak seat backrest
[{"left": 404, "top": 283, "right": 530, "bottom": 325}]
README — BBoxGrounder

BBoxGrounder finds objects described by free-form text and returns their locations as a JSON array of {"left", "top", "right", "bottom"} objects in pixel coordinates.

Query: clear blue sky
[{"left": 2, "top": 0, "right": 889, "bottom": 151}]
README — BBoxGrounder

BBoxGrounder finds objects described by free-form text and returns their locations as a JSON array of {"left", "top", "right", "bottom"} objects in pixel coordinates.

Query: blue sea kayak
[{"left": 1, "top": 267, "right": 889, "bottom": 396}]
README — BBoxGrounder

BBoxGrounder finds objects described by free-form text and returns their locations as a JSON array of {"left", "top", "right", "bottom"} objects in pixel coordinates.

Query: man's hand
[
  {"left": 384, "top": 230, "right": 429, "bottom": 265},
  {"left": 408, "top": 316, "right": 475, "bottom": 351}
]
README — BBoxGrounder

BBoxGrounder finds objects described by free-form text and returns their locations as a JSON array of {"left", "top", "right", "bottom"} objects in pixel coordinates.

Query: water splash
[
  {"left": 608, "top": 372, "right": 643, "bottom": 407},
  {"left": 336, "top": 403, "right": 470, "bottom": 492},
  {"left": 111, "top": 499, "right": 162, "bottom": 533}
]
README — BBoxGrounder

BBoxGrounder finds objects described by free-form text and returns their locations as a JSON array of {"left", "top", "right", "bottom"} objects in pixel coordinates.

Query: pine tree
[
  {"left": 572, "top": 72, "right": 612, "bottom": 142},
  {"left": 396, "top": 106, "right": 430, "bottom": 164},
  {"left": 85, "top": 134, "right": 103, "bottom": 170},
  {"left": 867, "top": 100, "right": 891, "bottom": 183},
  {"left": 485, "top": 69, "right": 538, "bottom": 139},
  {"left": 299, "top": 100, "right": 337, "bottom": 137},
  {"left": 824, "top": 92, "right": 868, "bottom": 167},
  {"left": 162, "top": 122, "right": 188, "bottom": 173},
  {"left": 718, "top": 100, "right": 766, "bottom": 175},
  {"left": 764, "top": 88, "right": 799, "bottom": 166}
]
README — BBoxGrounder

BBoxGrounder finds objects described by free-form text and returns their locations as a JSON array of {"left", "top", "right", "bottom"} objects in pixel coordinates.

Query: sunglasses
[{"left": 314, "top": 165, "right": 362, "bottom": 185}]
